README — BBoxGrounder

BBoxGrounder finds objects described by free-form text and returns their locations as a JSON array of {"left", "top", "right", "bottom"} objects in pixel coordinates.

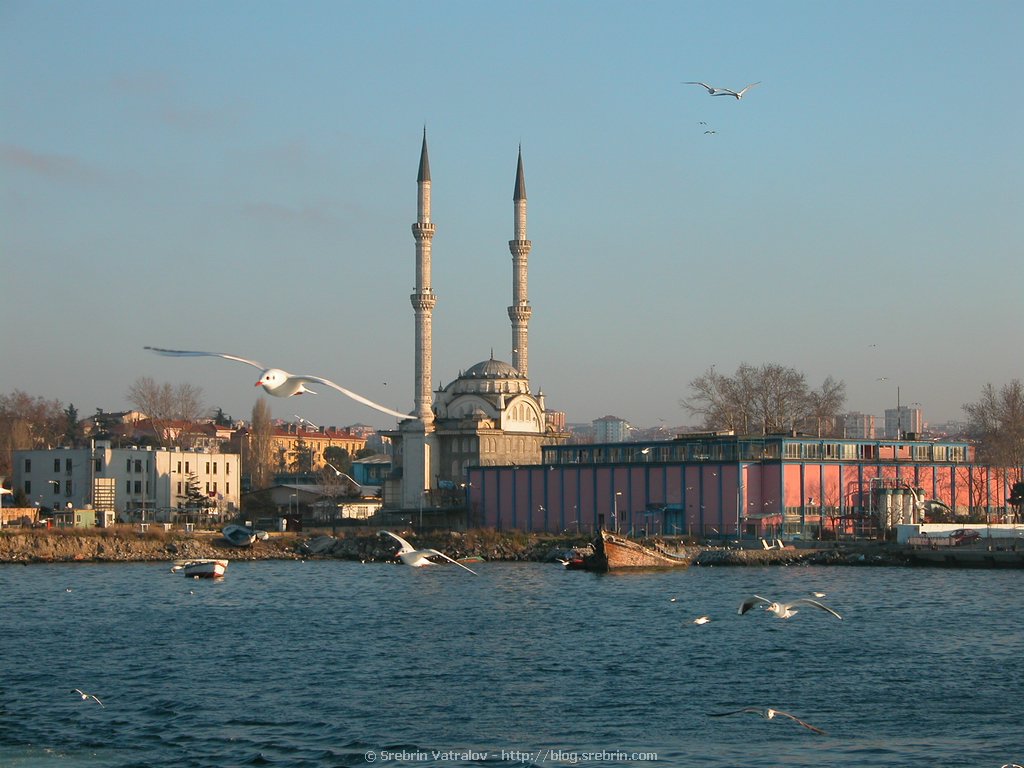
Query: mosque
[{"left": 382, "top": 132, "right": 568, "bottom": 513}]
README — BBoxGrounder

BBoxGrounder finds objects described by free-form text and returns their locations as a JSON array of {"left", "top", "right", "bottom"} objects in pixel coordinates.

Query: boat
[
  {"left": 221, "top": 524, "right": 268, "bottom": 547},
  {"left": 582, "top": 529, "right": 693, "bottom": 571},
  {"left": 172, "top": 559, "right": 228, "bottom": 578}
]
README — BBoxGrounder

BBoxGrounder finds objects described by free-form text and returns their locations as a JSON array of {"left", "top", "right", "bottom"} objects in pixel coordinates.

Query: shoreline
[{"left": 0, "top": 527, "right": 915, "bottom": 567}]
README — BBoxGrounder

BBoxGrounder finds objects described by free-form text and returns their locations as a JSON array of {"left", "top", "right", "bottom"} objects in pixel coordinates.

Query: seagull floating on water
[
  {"left": 708, "top": 707, "right": 825, "bottom": 734},
  {"left": 379, "top": 531, "right": 478, "bottom": 574},
  {"left": 738, "top": 594, "right": 842, "bottom": 620},
  {"left": 144, "top": 347, "right": 409, "bottom": 420},
  {"left": 71, "top": 689, "right": 104, "bottom": 707},
  {"left": 684, "top": 81, "right": 761, "bottom": 99},
  {"left": 693, "top": 615, "right": 711, "bottom": 625}
]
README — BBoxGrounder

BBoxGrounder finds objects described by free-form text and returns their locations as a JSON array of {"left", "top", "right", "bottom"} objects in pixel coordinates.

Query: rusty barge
[{"left": 583, "top": 529, "right": 694, "bottom": 572}]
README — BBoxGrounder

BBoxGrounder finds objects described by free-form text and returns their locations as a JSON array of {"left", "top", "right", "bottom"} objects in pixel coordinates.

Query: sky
[{"left": 2, "top": 0, "right": 1021, "bottom": 433}]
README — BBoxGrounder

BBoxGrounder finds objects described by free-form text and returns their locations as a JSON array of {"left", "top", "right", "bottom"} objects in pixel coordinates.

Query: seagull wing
[
  {"left": 772, "top": 710, "right": 825, "bottom": 734},
  {"left": 790, "top": 598, "right": 842, "bottom": 620},
  {"left": 684, "top": 81, "right": 717, "bottom": 93},
  {"left": 145, "top": 347, "right": 266, "bottom": 370},
  {"left": 294, "top": 376, "right": 409, "bottom": 420},
  {"left": 708, "top": 707, "right": 763, "bottom": 717},
  {"left": 736, "top": 81, "right": 761, "bottom": 96},
  {"left": 379, "top": 530, "right": 415, "bottom": 554},
  {"left": 424, "top": 549, "right": 478, "bottom": 575},
  {"left": 738, "top": 595, "right": 771, "bottom": 615}
]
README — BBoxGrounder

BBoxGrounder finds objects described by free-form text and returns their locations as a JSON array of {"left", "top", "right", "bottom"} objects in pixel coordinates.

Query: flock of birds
[{"left": 683, "top": 79, "right": 760, "bottom": 137}]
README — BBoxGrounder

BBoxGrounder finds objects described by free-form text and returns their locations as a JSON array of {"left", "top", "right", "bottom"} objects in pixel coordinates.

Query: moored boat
[
  {"left": 583, "top": 529, "right": 692, "bottom": 571},
  {"left": 173, "top": 559, "right": 228, "bottom": 578}
]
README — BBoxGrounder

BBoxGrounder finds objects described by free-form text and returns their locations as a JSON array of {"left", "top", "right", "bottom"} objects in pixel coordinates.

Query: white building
[
  {"left": 12, "top": 441, "right": 240, "bottom": 521},
  {"left": 592, "top": 415, "right": 631, "bottom": 443},
  {"left": 884, "top": 406, "right": 924, "bottom": 439}
]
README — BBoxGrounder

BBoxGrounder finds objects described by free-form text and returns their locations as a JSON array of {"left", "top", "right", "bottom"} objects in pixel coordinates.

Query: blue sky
[{"left": 2, "top": 1, "right": 1021, "bottom": 431}]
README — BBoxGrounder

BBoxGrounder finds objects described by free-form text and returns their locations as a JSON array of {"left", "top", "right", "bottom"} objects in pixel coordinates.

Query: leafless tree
[
  {"left": 125, "top": 377, "right": 204, "bottom": 448},
  {"left": 803, "top": 376, "right": 847, "bottom": 437},
  {"left": 247, "top": 398, "right": 275, "bottom": 490},
  {"left": 682, "top": 363, "right": 845, "bottom": 435},
  {"left": 0, "top": 390, "right": 65, "bottom": 475},
  {"left": 963, "top": 379, "right": 1024, "bottom": 474}
]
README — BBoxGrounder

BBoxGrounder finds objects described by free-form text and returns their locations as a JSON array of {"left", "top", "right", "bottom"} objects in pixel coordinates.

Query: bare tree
[
  {"left": 682, "top": 363, "right": 845, "bottom": 436},
  {"left": 125, "top": 377, "right": 204, "bottom": 448},
  {"left": 963, "top": 379, "right": 1024, "bottom": 472},
  {"left": 0, "top": 390, "right": 65, "bottom": 475},
  {"left": 247, "top": 398, "right": 275, "bottom": 490}
]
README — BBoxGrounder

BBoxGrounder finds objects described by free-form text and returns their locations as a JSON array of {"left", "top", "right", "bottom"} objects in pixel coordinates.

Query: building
[
  {"left": 592, "top": 416, "right": 631, "bottom": 443},
  {"left": 12, "top": 441, "right": 240, "bottom": 521},
  {"left": 884, "top": 405, "right": 924, "bottom": 439},
  {"left": 466, "top": 432, "right": 1020, "bottom": 537},
  {"left": 386, "top": 134, "right": 567, "bottom": 513},
  {"left": 841, "top": 412, "right": 876, "bottom": 439}
]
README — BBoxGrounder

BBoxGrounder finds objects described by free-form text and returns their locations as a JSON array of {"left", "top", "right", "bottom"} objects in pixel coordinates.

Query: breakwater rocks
[{"left": 0, "top": 528, "right": 909, "bottom": 567}]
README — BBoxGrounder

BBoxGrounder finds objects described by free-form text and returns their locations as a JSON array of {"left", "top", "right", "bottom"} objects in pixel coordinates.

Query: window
[
  {"left": 205, "top": 462, "right": 210, "bottom": 474},
  {"left": 213, "top": 462, "right": 217, "bottom": 474},
  {"left": 177, "top": 461, "right": 182, "bottom": 474},
  {"left": 177, "top": 482, "right": 182, "bottom": 495},
  {"left": 185, "top": 461, "right": 190, "bottom": 473},
  {"left": 66, "top": 458, "right": 72, "bottom": 472},
  {"left": 134, "top": 460, "right": 142, "bottom": 473},
  {"left": 24, "top": 459, "right": 31, "bottom": 472},
  {"left": 95, "top": 458, "right": 102, "bottom": 472},
  {"left": 65, "top": 480, "right": 71, "bottom": 495},
  {"left": 54, "top": 459, "right": 61, "bottom": 472},
  {"left": 134, "top": 481, "right": 142, "bottom": 494},
  {"left": 226, "top": 463, "right": 231, "bottom": 476},
  {"left": 125, "top": 480, "right": 131, "bottom": 493},
  {"left": 226, "top": 482, "right": 230, "bottom": 495},
  {"left": 127, "top": 459, "right": 132, "bottom": 472}
]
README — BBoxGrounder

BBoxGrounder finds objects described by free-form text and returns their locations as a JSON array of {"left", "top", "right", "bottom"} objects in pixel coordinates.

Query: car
[{"left": 949, "top": 529, "right": 981, "bottom": 546}]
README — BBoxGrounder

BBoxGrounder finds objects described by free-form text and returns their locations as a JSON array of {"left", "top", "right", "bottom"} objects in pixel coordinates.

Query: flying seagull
[
  {"left": 379, "top": 530, "right": 478, "bottom": 574},
  {"left": 71, "top": 689, "right": 104, "bottom": 707},
  {"left": 144, "top": 347, "right": 409, "bottom": 420},
  {"left": 738, "top": 594, "right": 842, "bottom": 620},
  {"left": 684, "top": 81, "right": 761, "bottom": 99},
  {"left": 708, "top": 707, "right": 825, "bottom": 734}
]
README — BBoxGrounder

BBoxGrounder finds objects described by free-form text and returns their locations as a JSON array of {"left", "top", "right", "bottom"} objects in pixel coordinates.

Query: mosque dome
[
  {"left": 462, "top": 357, "right": 523, "bottom": 380},
  {"left": 441, "top": 354, "right": 530, "bottom": 398}
]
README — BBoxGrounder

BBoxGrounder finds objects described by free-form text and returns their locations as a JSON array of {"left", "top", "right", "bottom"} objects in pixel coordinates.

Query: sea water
[{"left": 1, "top": 560, "right": 1022, "bottom": 767}]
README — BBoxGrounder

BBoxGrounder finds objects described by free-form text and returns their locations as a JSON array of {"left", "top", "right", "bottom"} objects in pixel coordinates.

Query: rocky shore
[{"left": 0, "top": 527, "right": 910, "bottom": 567}]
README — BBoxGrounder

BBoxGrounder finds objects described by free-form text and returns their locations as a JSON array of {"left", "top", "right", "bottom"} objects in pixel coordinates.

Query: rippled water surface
[{"left": 1, "top": 559, "right": 1022, "bottom": 767}]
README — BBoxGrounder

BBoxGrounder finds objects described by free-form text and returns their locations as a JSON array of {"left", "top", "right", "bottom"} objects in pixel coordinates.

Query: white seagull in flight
[
  {"left": 684, "top": 81, "right": 761, "bottom": 99},
  {"left": 738, "top": 594, "right": 842, "bottom": 620},
  {"left": 71, "top": 689, "right": 104, "bottom": 707},
  {"left": 708, "top": 707, "right": 826, "bottom": 734},
  {"left": 144, "top": 347, "right": 409, "bottom": 420},
  {"left": 379, "top": 530, "right": 478, "bottom": 574}
]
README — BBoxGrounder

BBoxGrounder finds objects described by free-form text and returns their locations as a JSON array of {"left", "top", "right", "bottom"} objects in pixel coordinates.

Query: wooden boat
[
  {"left": 172, "top": 559, "right": 228, "bottom": 578},
  {"left": 583, "top": 529, "right": 693, "bottom": 571}
]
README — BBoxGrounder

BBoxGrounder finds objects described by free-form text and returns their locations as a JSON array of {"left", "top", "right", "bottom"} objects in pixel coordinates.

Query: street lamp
[{"left": 613, "top": 491, "right": 622, "bottom": 533}]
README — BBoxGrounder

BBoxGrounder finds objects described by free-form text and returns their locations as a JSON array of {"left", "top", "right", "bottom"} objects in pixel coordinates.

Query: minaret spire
[
  {"left": 508, "top": 145, "right": 532, "bottom": 379},
  {"left": 411, "top": 129, "right": 437, "bottom": 422}
]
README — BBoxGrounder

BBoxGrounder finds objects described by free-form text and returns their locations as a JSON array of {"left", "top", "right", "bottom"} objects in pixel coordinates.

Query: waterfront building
[
  {"left": 12, "top": 442, "right": 240, "bottom": 520},
  {"left": 385, "top": 135, "right": 567, "bottom": 514},
  {"left": 465, "top": 432, "right": 1020, "bottom": 537}
]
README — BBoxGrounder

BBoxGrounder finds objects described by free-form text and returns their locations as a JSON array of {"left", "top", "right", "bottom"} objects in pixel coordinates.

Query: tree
[
  {"left": 183, "top": 472, "right": 214, "bottom": 510},
  {"left": 247, "top": 398, "right": 275, "bottom": 490},
  {"left": 681, "top": 363, "right": 846, "bottom": 435},
  {"left": 963, "top": 379, "right": 1024, "bottom": 471},
  {"left": 324, "top": 446, "right": 352, "bottom": 475},
  {"left": 125, "top": 377, "right": 204, "bottom": 448},
  {"left": 289, "top": 435, "right": 314, "bottom": 474},
  {"left": 63, "top": 404, "right": 83, "bottom": 447},
  {"left": 0, "top": 390, "right": 65, "bottom": 476}
]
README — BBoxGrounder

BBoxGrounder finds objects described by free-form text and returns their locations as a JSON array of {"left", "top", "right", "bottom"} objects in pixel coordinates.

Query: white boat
[
  {"left": 172, "top": 559, "right": 228, "bottom": 578},
  {"left": 222, "top": 524, "right": 257, "bottom": 547}
]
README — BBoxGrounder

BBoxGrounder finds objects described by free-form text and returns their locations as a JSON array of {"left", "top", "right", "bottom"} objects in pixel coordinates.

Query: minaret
[
  {"left": 411, "top": 129, "right": 437, "bottom": 423},
  {"left": 508, "top": 146, "right": 532, "bottom": 379}
]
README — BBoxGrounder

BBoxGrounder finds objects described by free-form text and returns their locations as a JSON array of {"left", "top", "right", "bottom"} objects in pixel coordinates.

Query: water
[{"left": 1, "top": 560, "right": 1022, "bottom": 768}]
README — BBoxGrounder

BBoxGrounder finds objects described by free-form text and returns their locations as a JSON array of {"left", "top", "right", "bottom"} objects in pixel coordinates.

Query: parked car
[{"left": 949, "top": 529, "right": 981, "bottom": 546}]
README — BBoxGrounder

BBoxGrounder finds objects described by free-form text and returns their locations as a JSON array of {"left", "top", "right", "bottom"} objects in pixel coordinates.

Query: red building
[{"left": 466, "top": 433, "right": 1020, "bottom": 538}]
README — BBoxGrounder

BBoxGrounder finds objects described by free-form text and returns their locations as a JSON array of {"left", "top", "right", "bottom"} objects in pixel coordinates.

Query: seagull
[
  {"left": 684, "top": 81, "right": 761, "bottom": 99},
  {"left": 704, "top": 130, "right": 717, "bottom": 134},
  {"left": 738, "top": 594, "right": 842, "bottom": 620},
  {"left": 708, "top": 707, "right": 825, "bottom": 734},
  {"left": 378, "top": 531, "right": 477, "bottom": 574},
  {"left": 810, "top": 591, "right": 827, "bottom": 598},
  {"left": 693, "top": 615, "right": 711, "bottom": 625},
  {"left": 144, "top": 347, "right": 409, "bottom": 420},
  {"left": 71, "top": 689, "right": 104, "bottom": 707}
]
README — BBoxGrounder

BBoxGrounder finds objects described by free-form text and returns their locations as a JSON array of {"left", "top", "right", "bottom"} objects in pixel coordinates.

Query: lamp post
[{"left": 613, "top": 491, "right": 622, "bottom": 533}]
